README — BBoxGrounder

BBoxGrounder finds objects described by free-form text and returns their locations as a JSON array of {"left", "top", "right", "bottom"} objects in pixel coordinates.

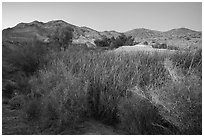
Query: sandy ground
[{"left": 114, "top": 44, "right": 176, "bottom": 54}]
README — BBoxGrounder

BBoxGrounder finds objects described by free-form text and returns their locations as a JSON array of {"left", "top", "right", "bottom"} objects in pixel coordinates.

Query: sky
[{"left": 2, "top": 2, "right": 202, "bottom": 32}]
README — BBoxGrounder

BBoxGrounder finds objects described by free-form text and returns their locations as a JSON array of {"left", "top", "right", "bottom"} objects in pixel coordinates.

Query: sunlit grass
[{"left": 24, "top": 45, "right": 202, "bottom": 134}]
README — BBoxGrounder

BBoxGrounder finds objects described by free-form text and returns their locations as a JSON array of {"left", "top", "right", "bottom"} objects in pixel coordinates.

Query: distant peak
[
  {"left": 179, "top": 27, "right": 188, "bottom": 30},
  {"left": 167, "top": 27, "right": 199, "bottom": 33},
  {"left": 30, "top": 20, "right": 44, "bottom": 24},
  {"left": 126, "top": 28, "right": 160, "bottom": 33},
  {"left": 47, "top": 20, "right": 68, "bottom": 24}
]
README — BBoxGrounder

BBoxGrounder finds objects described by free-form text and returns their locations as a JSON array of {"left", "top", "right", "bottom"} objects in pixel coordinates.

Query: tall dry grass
[{"left": 25, "top": 45, "right": 201, "bottom": 134}]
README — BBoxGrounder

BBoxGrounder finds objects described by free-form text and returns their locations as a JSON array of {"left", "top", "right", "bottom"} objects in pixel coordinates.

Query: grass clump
[
  {"left": 151, "top": 74, "right": 202, "bottom": 134},
  {"left": 118, "top": 93, "right": 161, "bottom": 134},
  {"left": 27, "top": 59, "right": 87, "bottom": 133}
]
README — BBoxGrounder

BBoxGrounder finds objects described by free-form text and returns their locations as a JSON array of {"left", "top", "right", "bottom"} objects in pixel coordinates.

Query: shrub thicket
[
  {"left": 94, "top": 34, "right": 134, "bottom": 48},
  {"left": 2, "top": 40, "right": 49, "bottom": 98},
  {"left": 27, "top": 59, "right": 87, "bottom": 133},
  {"left": 152, "top": 43, "right": 167, "bottom": 49}
]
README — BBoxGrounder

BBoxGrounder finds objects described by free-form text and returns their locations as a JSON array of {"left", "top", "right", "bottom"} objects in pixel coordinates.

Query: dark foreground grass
[{"left": 22, "top": 46, "right": 201, "bottom": 134}]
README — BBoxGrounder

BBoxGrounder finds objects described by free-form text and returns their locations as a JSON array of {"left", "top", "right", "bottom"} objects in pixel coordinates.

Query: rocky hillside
[
  {"left": 124, "top": 28, "right": 201, "bottom": 49},
  {"left": 125, "top": 28, "right": 163, "bottom": 40},
  {"left": 3, "top": 20, "right": 120, "bottom": 45},
  {"left": 2, "top": 20, "right": 202, "bottom": 49}
]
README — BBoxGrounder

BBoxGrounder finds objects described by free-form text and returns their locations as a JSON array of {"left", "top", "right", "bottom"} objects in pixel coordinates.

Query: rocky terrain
[{"left": 2, "top": 20, "right": 202, "bottom": 49}]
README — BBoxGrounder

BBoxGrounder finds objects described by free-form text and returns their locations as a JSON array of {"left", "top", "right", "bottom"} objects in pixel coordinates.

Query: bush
[
  {"left": 149, "top": 74, "right": 202, "bottom": 134},
  {"left": 143, "top": 41, "right": 148, "bottom": 45},
  {"left": 2, "top": 40, "right": 49, "bottom": 97},
  {"left": 5, "top": 40, "right": 48, "bottom": 76},
  {"left": 152, "top": 43, "right": 167, "bottom": 49},
  {"left": 167, "top": 45, "right": 179, "bottom": 50},
  {"left": 161, "top": 43, "right": 167, "bottom": 49},
  {"left": 94, "top": 34, "right": 134, "bottom": 49},
  {"left": 118, "top": 94, "right": 160, "bottom": 134},
  {"left": 124, "top": 36, "right": 134, "bottom": 46},
  {"left": 27, "top": 59, "right": 87, "bottom": 132},
  {"left": 170, "top": 49, "right": 202, "bottom": 75},
  {"left": 94, "top": 37, "right": 110, "bottom": 47},
  {"left": 147, "top": 56, "right": 202, "bottom": 135}
]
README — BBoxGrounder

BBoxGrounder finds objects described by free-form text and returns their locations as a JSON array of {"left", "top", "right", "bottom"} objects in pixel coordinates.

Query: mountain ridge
[{"left": 2, "top": 20, "right": 202, "bottom": 49}]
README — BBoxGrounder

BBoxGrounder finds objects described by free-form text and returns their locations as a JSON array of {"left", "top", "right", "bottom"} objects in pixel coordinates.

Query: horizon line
[{"left": 2, "top": 19, "right": 202, "bottom": 33}]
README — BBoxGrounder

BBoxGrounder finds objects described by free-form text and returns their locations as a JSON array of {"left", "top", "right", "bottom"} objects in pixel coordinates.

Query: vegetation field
[{"left": 2, "top": 38, "right": 202, "bottom": 134}]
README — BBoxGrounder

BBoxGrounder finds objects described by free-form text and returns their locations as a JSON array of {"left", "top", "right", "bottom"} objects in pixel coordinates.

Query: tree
[
  {"left": 143, "top": 41, "right": 148, "bottom": 45},
  {"left": 152, "top": 43, "right": 167, "bottom": 49},
  {"left": 52, "top": 27, "right": 73, "bottom": 50},
  {"left": 160, "top": 43, "right": 167, "bottom": 49},
  {"left": 94, "top": 36, "right": 111, "bottom": 47},
  {"left": 94, "top": 34, "right": 134, "bottom": 49},
  {"left": 124, "top": 36, "right": 134, "bottom": 46}
]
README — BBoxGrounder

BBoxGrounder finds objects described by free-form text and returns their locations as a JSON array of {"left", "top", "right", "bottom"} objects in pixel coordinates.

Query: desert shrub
[
  {"left": 160, "top": 43, "right": 167, "bottom": 49},
  {"left": 148, "top": 70, "right": 202, "bottom": 134},
  {"left": 143, "top": 41, "right": 148, "bottom": 45},
  {"left": 113, "top": 34, "right": 134, "bottom": 48},
  {"left": 116, "top": 53, "right": 201, "bottom": 135},
  {"left": 4, "top": 40, "right": 48, "bottom": 76},
  {"left": 118, "top": 95, "right": 168, "bottom": 135},
  {"left": 94, "top": 36, "right": 111, "bottom": 47},
  {"left": 124, "top": 36, "right": 134, "bottom": 46},
  {"left": 27, "top": 59, "right": 87, "bottom": 132},
  {"left": 167, "top": 45, "right": 179, "bottom": 50},
  {"left": 85, "top": 77, "right": 121, "bottom": 125},
  {"left": 152, "top": 43, "right": 167, "bottom": 49},
  {"left": 136, "top": 53, "right": 169, "bottom": 88},
  {"left": 170, "top": 49, "right": 202, "bottom": 75},
  {"left": 94, "top": 34, "right": 134, "bottom": 49},
  {"left": 2, "top": 40, "right": 49, "bottom": 98}
]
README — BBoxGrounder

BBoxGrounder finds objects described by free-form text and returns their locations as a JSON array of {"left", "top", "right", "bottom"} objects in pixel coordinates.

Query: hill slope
[{"left": 2, "top": 20, "right": 202, "bottom": 49}]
